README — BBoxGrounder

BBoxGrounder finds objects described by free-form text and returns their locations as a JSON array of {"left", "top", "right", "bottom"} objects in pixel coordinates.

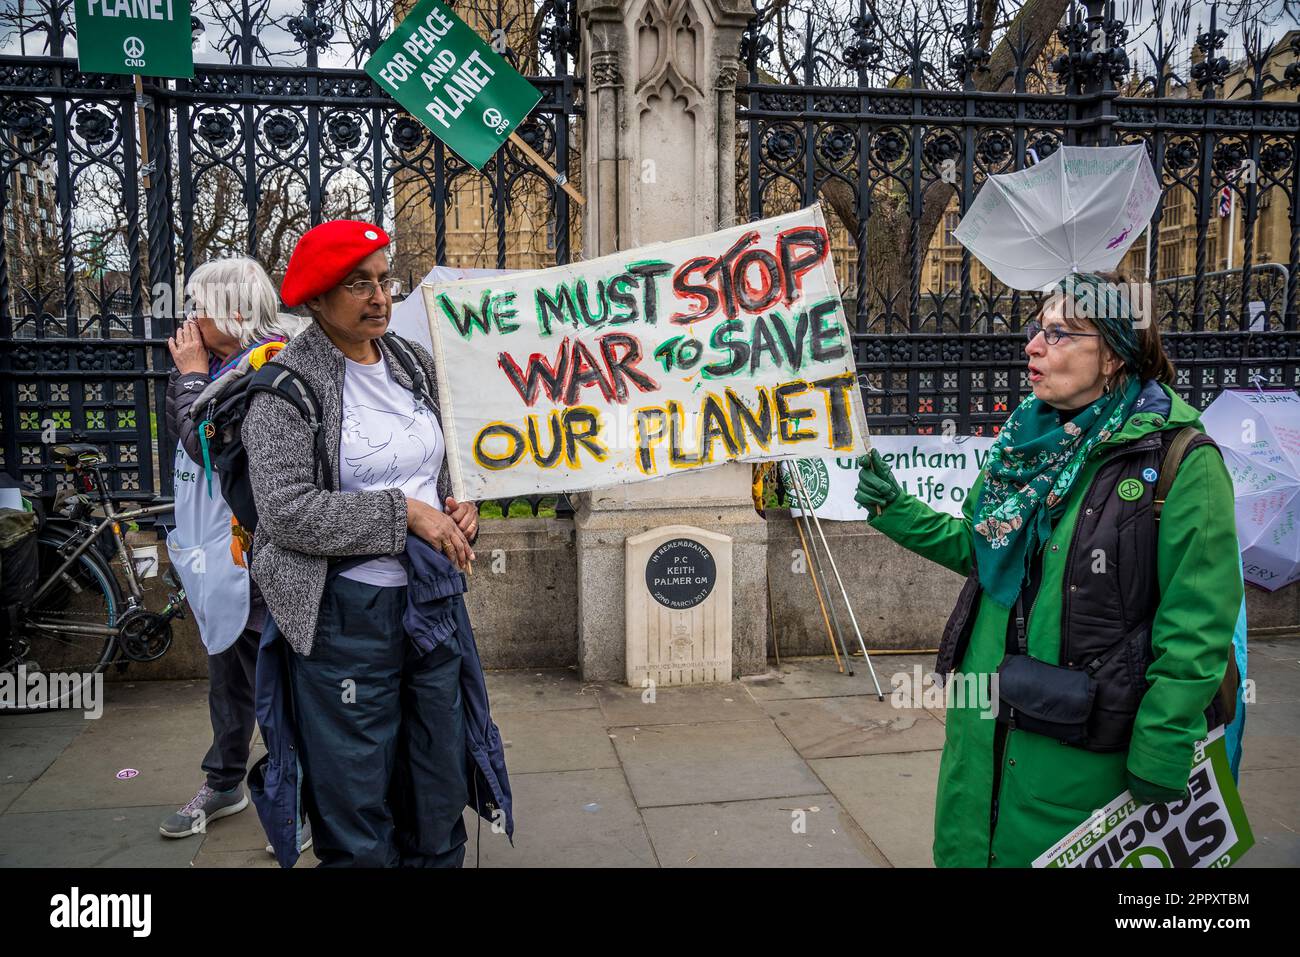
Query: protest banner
[
  {"left": 423, "top": 205, "right": 871, "bottom": 500},
  {"left": 789, "top": 435, "right": 996, "bottom": 520},
  {"left": 364, "top": 0, "right": 581, "bottom": 203},
  {"left": 390, "top": 264, "right": 509, "bottom": 354},
  {"left": 365, "top": 0, "right": 538, "bottom": 169},
  {"left": 73, "top": 0, "right": 195, "bottom": 78},
  {"left": 1032, "top": 727, "right": 1254, "bottom": 868},
  {"left": 73, "top": 0, "right": 195, "bottom": 189}
]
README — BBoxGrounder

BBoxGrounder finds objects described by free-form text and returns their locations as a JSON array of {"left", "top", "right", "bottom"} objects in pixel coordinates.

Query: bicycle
[{"left": 2, "top": 443, "right": 187, "bottom": 710}]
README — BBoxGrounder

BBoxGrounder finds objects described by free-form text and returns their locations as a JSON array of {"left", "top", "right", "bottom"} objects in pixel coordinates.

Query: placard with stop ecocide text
[
  {"left": 1032, "top": 727, "right": 1254, "bottom": 868},
  {"left": 423, "top": 205, "right": 872, "bottom": 500}
]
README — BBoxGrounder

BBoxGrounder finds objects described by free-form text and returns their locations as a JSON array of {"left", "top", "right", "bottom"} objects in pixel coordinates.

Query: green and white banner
[
  {"left": 1033, "top": 727, "right": 1254, "bottom": 868},
  {"left": 73, "top": 0, "right": 195, "bottom": 78},
  {"left": 365, "top": 0, "right": 541, "bottom": 170},
  {"left": 789, "top": 435, "right": 995, "bottom": 520}
]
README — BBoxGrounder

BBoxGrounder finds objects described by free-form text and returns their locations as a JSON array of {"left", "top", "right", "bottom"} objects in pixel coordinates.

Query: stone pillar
[
  {"left": 575, "top": 0, "right": 764, "bottom": 683},
  {"left": 580, "top": 0, "right": 751, "bottom": 257}
]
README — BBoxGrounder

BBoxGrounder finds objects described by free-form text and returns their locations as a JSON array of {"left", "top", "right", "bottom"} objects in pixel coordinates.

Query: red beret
[{"left": 280, "top": 219, "right": 390, "bottom": 307}]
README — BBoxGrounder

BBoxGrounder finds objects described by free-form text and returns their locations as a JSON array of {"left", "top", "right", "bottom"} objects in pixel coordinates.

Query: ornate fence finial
[
  {"left": 1051, "top": 0, "right": 1129, "bottom": 92},
  {"left": 949, "top": 0, "right": 989, "bottom": 87},
  {"left": 1051, "top": 3, "right": 1091, "bottom": 91},
  {"left": 542, "top": 0, "right": 580, "bottom": 64},
  {"left": 1191, "top": 4, "right": 1229, "bottom": 95},
  {"left": 740, "top": 2, "right": 774, "bottom": 75},
  {"left": 1285, "top": 33, "right": 1300, "bottom": 88},
  {"left": 843, "top": 3, "right": 881, "bottom": 75},
  {"left": 1100, "top": 2, "right": 1129, "bottom": 83},
  {"left": 288, "top": 0, "right": 335, "bottom": 54}
]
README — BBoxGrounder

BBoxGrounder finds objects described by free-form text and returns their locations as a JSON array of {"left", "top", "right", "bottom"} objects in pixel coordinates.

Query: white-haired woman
[{"left": 160, "top": 256, "right": 308, "bottom": 840}]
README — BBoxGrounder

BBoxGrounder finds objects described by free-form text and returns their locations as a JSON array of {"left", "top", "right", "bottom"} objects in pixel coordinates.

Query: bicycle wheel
[{"left": 3, "top": 532, "right": 123, "bottom": 711}]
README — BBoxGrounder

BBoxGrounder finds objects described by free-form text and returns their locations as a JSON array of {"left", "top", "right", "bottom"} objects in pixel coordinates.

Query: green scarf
[
  {"left": 972, "top": 271, "right": 1146, "bottom": 607},
  {"left": 973, "top": 377, "right": 1140, "bottom": 607}
]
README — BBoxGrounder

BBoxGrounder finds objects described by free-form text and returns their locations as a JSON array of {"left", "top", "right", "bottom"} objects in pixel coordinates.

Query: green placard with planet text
[
  {"left": 73, "top": 0, "right": 195, "bottom": 79},
  {"left": 365, "top": 0, "right": 542, "bottom": 170}
]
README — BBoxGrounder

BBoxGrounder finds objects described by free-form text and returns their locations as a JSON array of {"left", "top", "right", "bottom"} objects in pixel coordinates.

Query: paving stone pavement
[{"left": 1, "top": 644, "right": 1296, "bottom": 868}]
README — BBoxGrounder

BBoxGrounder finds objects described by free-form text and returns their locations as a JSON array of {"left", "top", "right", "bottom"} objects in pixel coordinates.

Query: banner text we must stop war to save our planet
[{"left": 423, "top": 207, "right": 872, "bottom": 501}]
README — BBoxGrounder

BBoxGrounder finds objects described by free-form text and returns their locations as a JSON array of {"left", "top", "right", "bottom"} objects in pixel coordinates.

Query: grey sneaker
[
  {"left": 159, "top": 784, "right": 248, "bottom": 838},
  {"left": 266, "top": 820, "right": 312, "bottom": 856}
]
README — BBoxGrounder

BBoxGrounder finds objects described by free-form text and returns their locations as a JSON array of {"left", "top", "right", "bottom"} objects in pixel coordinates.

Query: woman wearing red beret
[{"left": 240, "top": 219, "right": 507, "bottom": 867}]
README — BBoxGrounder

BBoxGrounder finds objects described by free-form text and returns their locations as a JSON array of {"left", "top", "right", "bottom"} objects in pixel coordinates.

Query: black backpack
[{"left": 195, "top": 332, "right": 436, "bottom": 539}]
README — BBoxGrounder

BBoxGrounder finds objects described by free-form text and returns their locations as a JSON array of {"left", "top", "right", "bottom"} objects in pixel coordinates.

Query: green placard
[
  {"left": 365, "top": 0, "right": 542, "bottom": 171},
  {"left": 72, "top": 0, "right": 195, "bottom": 79}
]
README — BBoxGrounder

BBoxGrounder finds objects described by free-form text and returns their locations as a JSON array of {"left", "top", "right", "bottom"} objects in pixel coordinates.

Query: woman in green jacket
[{"left": 857, "top": 272, "right": 1241, "bottom": 867}]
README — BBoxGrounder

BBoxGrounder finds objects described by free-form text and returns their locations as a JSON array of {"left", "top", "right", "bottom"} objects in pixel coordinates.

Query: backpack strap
[
  {"left": 383, "top": 332, "right": 436, "bottom": 411},
  {"left": 1154, "top": 427, "right": 1220, "bottom": 524},
  {"left": 243, "top": 364, "right": 376, "bottom": 578},
  {"left": 1153, "top": 425, "right": 1238, "bottom": 728},
  {"left": 245, "top": 363, "right": 332, "bottom": 491}
]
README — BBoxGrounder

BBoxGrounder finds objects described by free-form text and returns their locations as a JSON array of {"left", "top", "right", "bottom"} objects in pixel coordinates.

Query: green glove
[
  {"left": 854, "top": 449, "right": 902, "bottom": 519},
  {"left": 1127, "top": 771, "right": 1188, "bottom": 807}
]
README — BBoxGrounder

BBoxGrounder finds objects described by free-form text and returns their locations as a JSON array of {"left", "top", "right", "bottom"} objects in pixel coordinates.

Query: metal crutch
[
  {"left": 781, "top": 461, "right": 855, "bottom": 675},
  {"left": 790, "top": 495, "right": 845, "bottom": 674},
  {"left": 787, "top": 461, "right": 885, "bottom": 700}
]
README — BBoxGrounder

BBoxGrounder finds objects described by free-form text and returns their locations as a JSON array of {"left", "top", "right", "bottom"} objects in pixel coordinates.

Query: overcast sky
[{"left": 2, "top": 0, "right": 1294, "bottom": 76}]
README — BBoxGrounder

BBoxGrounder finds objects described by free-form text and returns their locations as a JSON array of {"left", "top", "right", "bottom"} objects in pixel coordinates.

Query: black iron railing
[
  {"left": 739, "top": 0, "right": 1300, "bottom": 435},
  {"left": 0, "top": 0, "right": 582, "bottom": 516}
]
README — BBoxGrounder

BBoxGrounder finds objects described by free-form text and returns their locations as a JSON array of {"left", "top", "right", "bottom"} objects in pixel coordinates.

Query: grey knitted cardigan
[{"left": 241, "top": 320, "right": 453, "bottom": 656}]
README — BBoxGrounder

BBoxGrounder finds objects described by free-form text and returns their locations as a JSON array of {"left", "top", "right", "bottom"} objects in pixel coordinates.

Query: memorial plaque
[
  {"left": 626, "top": 525, "right": 732, "bottom": 687},
  {"left": 644, "top": 538, "right": 716, "bottom": 610}
]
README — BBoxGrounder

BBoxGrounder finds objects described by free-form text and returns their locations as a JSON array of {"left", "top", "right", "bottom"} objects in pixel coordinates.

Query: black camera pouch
[
  {"left": 996, "top": 653, "right": 1097, "bottom": 746},
  {"left": 994, "top": 589, "right": 1097, "bottom": 747}
]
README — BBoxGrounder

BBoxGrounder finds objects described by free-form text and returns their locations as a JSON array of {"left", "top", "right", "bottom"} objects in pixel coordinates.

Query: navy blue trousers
[{"left": 287, "top": 575, "right": 468, "bottom": 868}]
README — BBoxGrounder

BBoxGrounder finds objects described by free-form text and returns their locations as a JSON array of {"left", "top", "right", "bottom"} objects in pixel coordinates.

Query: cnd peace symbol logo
[
  {"left": 123, "top": 36, "right": 145, "bottom": 59},
  {"left": 794, "top": 458, "right": 831, "bottom": 509},
  {"left": 482, "top": 108, "right": 507, "bottom": 133}
]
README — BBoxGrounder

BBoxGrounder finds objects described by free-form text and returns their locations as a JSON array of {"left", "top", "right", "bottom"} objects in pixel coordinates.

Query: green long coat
[{"left": 869, "top": 383, "right": 1242, "bottom": 867}]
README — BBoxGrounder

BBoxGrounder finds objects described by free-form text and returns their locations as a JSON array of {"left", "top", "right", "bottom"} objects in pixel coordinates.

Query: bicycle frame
[{"left": 26, "top": 464, "right": 175, "bottom": 639}]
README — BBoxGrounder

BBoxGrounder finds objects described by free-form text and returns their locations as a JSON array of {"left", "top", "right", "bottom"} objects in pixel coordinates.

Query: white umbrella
[
  {"left": 953, "top": 144, "right": 1161, "bottom": 290},
  {"left": 1200, "top": 389, "right": 1300, "bottom": 591}
]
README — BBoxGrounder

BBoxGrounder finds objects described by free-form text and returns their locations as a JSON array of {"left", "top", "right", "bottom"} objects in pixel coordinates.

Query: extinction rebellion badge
[{"left": 1117, "top": 477, "right": 1145, "bottom": 501}]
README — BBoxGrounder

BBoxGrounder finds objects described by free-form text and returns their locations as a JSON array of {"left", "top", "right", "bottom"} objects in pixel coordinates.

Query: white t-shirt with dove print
[{"left": 337, "top": 351, "right": 445, "bottom": 587}]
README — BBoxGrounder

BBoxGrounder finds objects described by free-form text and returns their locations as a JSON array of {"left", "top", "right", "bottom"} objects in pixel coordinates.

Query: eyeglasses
[
  {"left": 340, "top": 278, "right": 402, "bottom": 300},
  {"left": 1024, "top": 320, "right": 1101, "bottom": 346}
]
